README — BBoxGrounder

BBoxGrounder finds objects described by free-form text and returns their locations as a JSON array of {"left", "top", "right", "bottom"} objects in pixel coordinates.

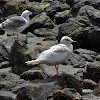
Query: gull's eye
[{"left": 65, "top": 39, "right": 69, "bottom": 41}]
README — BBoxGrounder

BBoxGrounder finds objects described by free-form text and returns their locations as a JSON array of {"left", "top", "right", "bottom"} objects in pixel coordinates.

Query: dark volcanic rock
[
  {"left": 16, "top": 73, "right": 83, "bottom": 100},
  {"left": 52, "top": 88, "right": 82, "bottom": 100},
  {"left": 45, "top": 1, "right": 70, "bottom": 19},
  {"left": 54, "top": 10, "right": 72, "bottom": 24},
  {"left": 20, "top": 70, "right": 45, "bottom": 81},
  {"left": 82, "top": 79, "right": 97, "bottom": 90},
  {"left": 93, "top": 81, "right": 100, "bottom": 97},
  {"left": 0, "top": 42, "right": 9, "bottom": 63},
  {"left": 25, "top": 13, "right": 54, "bottom": 33},
  {"left": 0, "top": 61, "right": 10, "bottom": 69},
  {"left": 0, "top": 91, "right": 16, "bottom": 100},
  {"left": 71, "top": 26, "right": 100, "bottom": 52},
  {"left": 0, "top": 30, "right": 5, "bottom": 35},
  {"left": 67, "top": 48, "right": 97, "bottom": 68},
  {"left": 77, "top": 5, "right": 100, "bottom": 23},
  {"left": 71, "top": 0, "right": 100, "bottom": 17},
  {"left": 83, "top": 61, "right": 100, "bottom": 82},
  {"left": 9, "top": 41, "right": 37, "bottom": 74},
  {"left": 34, "top": 28, "right": 58, "bottom": 37},
  {"left": 59, "top": 17, "right": 100, "bottom": 51},
  {"left": 58, "top": 16, "right": 90, "bottom": 42}
]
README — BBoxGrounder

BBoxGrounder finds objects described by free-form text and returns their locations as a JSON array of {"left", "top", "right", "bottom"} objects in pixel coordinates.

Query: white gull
[
  {"left": 25, "top": 36, "right": 76, "bottom": 76},
  {"left": 0, "top": 10, "right": 32, "bottom": 46}
]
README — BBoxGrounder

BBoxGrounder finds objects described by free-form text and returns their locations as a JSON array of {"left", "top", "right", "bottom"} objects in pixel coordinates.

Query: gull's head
[
  {"left": 60, "top": 36, "right": 76, "bottom": 45},
  {"left": 21, "top": 10, "right": 32, "bottom": 18}
]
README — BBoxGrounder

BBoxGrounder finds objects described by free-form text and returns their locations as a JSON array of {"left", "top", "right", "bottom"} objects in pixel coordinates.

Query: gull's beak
[
  {"left": 30, "top": 12, "right": 33, "bottom": 15},
  {"left": 29, "top": 12, "right": 33, "bottom": 19},
  {"left": 72, "top": 40, "right": 78, "bottom": 44}
]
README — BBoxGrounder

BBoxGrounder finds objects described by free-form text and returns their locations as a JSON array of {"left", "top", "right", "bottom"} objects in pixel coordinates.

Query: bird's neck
[
  {"left": 66, "top": 44, "right": 73, "bottom": 52},
  {"left": 21, "top": 15, "right": 29, "bottom": 21}
]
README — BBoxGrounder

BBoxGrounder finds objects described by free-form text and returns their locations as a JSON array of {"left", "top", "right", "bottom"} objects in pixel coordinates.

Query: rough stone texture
[
  {"left": 54, "top": 10, "right": 72, "bottom": 24},
  {"left": 92, "top": 67, "right": 100, "bottom": 83},
  {"left": 0, "top": 30, "right": 5, "bottom": 35},
  {"left": 67, "top": 48, "right": 97, "bottom": 68},
  {"left": 25, "top": 13, "right": 54, "bottom": 33},
  {"left": 20, "top": 70, "right": 45, "bottom": 80},
  {"left": 77, "top": 5, "right": 100, "bottom": 23},
  {"left": 93, "top": 81, "right": 100, "bottom": 97},
  {"left": 1, "top": 34, "right": 27, "bottom": 48},
  {"left": 0, "top": 0, "right": 38, "bottom": 18},
  {"left": 16, "top": 73, "right": 83, "bottom": 100},
  {"left": 0, "top": 42, "right": 9, "bottom": 63},
  {"left": 0, "top": 61, "right": 10, "bottom": 69},
  {"left": 45, "top": 1, "right": 70, "bottom": 19},
  {"left": 71, "top": 0, "right": 100, "bottom": 17},
  {"left": 1, "top": 0, "right": 100, "bottom": 99},
  {"left": 34, "top": 28, "right": 58, "bottom": 37},
  {"left": 82, "top": 79, "right": 97, "bottom": 90},
  {"left": 41, "top": 0, "right": 53, "bottom": 3},
  {"left": 83, "top": 61, "right": 100, "bottom": 82},
  {"left": 59, "top": 18, "right": 100, "bottom": 51},
  {"left": 0, "top": 91, "right": 16, "bottom": 100},
  {"left": 9, "top": 41, "right": 37, "bottom": 74},
  {"left": 0, "top": 67, "right": 12, "bottom": 81},
  {"left": 58, "top": 16, "right": 90, "bottom": 42},
  {"left": 53, "top": 88, "right": 82, "bottom": 100},
  {"left": 37, "top": 41, "right": 51, "bottom": 46}
]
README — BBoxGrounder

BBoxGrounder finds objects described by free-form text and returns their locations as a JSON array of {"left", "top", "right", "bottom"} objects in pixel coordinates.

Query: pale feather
[
  {"left": 25, "top": 60, "right": 40, "bottom": 65},
  {"left": 25, "top": 44, "right": 72, "bottom": 66}
]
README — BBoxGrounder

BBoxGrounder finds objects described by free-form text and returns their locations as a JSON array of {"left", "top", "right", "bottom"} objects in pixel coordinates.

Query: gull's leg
[
  {"left": 15, "top": 33, "right": 24, "bottom": 46},
  {"left": 13, "top": 32, "right": 16, "bottom": 39},
  {"left": 17, "top": 33, "right": 19, "bottom": 40},
  {"left": 55, "top": 65, "right": 63, "bottom": 76}
]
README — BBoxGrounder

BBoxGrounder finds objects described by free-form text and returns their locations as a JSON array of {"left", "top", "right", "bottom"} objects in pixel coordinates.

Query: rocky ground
[{"left": 0, "top": 0, "right": 100, "bottom": 100}]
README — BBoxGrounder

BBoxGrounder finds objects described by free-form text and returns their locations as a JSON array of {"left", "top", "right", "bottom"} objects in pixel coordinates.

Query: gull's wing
[
  {"left": 50, "top": 44, "right": 70, "bottom": 52},
  {"left": 1, "top": 16, "right": 26, "bottom": 29}
]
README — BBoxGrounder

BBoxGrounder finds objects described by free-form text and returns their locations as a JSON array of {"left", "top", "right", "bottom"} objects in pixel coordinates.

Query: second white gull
[{"left": 25, "top": 36, "right": 76, "bottom": 76}]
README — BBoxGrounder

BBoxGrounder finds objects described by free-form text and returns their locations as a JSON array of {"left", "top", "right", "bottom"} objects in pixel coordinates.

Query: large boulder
[
  {"left": 67, "top": 48, "right": 97, "bottom": 68},
  {"left": 54, "top": 10, "right": 72, "bottom": 24},
  {"left": 71, "top": 0, "right": 100, "bottom": 17},
  {"left": 83, "top": 61, "right": 100, "bottom": 83},
  {"left": 0, "top": 91, "right": 16, "bottom": 100},
  {"left": 58, "top": 15, "right": 100, "bottom": 51},
  {"left": 45, "top": 1, "right": 70, "bottom": 19},
  {"left": 0, "top": 0, "right": 40, "bottom": 18},
  {"left": 9, "top": 40, "right": 37, "bottom": 74},
  {"left": 70, "top": 26, "right": 100, "bottom": 51},
  {"left": 52, "top": 88, "right": 82, "bottom": 100},
  {"left": 58, "top": 16, "right": 90, "bottom": 42},
  {"left": 16, "top": 73, "right": 83, "bottom": 100},
  {"left": 24, "top": 13, "right": 54, "bottom": 33},
  {"left": 77, "top": 5, "right": 100, "bottom": 24}
]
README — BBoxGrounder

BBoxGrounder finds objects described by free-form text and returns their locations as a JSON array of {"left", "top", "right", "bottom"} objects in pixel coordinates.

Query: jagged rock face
[
  {"left": 45, "top": 1, "right": 70, "bottom": 19},
  {"left": 58, "top": 18, "right": 100, "bottom": 52},
  {"left": 1, "top": 0, "right": 100, "bottom": 99},
  {"left": 9, "top": 41, "right": 37, "bottom": 74},
  {"left": 0, "top": 42, "right": 9, "bottom": 63},
  {"left": 0, "top": 0, "right": 42, "bottom": 18}
]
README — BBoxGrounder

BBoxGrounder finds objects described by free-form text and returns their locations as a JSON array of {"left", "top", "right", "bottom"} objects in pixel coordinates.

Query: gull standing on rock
[
  {"left": 0, "top": 10, "right": 32, "bottom": 46},
  {"left": 25, "top": 36, "right": 76, "bottom": 76}
]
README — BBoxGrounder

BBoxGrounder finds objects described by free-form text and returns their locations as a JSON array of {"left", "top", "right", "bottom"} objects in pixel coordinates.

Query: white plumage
[{"left": 25, "top": 36, "right": 76, "bottom": 76}]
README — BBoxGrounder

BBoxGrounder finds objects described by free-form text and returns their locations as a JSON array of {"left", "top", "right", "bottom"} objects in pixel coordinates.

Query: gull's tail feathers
[{"left": 25, "top": 60, "right": 40, "bottom": 65}]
